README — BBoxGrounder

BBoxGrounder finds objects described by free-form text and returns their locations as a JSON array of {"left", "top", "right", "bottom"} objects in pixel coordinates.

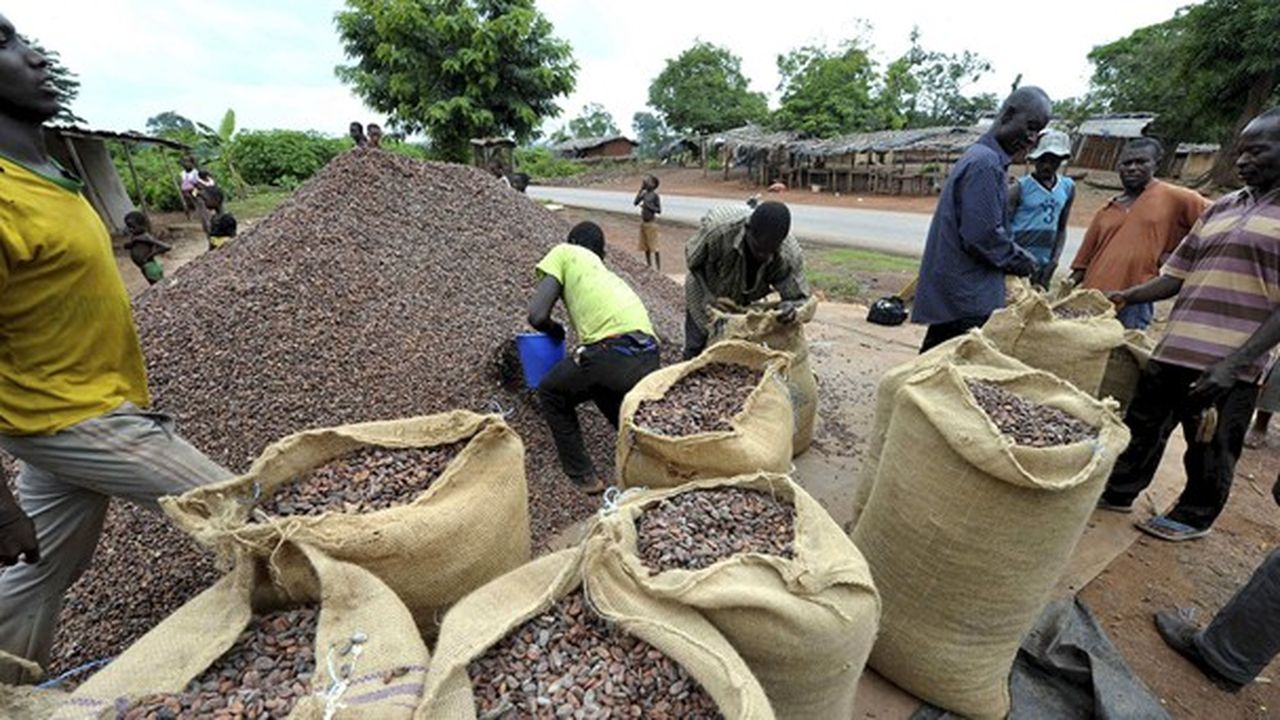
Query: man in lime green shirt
[
  {"left": 528, "top": 222, "right": 660, "bottom": 493},
  {"left": 0, "top": 15, "right": 230, "bottom": 678}
]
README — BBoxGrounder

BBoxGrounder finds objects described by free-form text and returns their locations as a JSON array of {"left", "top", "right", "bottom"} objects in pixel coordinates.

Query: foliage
[
  {"left": 111, "top": 143, "right": 185, "bottom": 212},
  {"left": 334, "top": 0, "right": 578, "bottom": 162},
  {"left": 632, "top": 111, "right": 671, "bottom": 158},
  {"left": 881, "top": 28, "right": 997, "bottom": 128},
  {"left": 514, "top": 146, "right": 586, "bottom": 178},
  {"left": 146, "top": 111, "right": 197, "bottom": 137},
  {"left": 648, "top": 40, "right": 768, "bottom": 135},
  {"left": 774, "top": 39, "right": 880, "bottom": 137},
  {"left": 1051, "top": 96, "right": 1103, "bottom": 133},
  {"left": 1087, "top": 0, "right": 1280, "bottom": 183},
  {"left": 21, "top": 35, "right": 82, "bottom": 124},
  {"left": 565, "top": 103, "right": 619, "bottom": 139},
  {"left": 227, "top": 130, "right": 349, "bottom": 187}
]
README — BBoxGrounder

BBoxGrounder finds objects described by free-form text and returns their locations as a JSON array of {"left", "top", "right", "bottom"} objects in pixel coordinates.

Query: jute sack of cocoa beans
[
  {"left": 162, "top": 411, "right": 529, "bottom": 631},
  {"left": 1003, "top": 275, "right": 1036, "bottom": 305},
  {"left": 415, "top": 548, "right": 775, "bottom": 719},
  {"left": 584, "top": 473, "right": 879, "bottom": 720},
  {"left": 851, "top": 331, "right": 1030, "bottom": 526},
  {"left": 852, "top": 363, "right": 1129, "bottom": 719},
  {"left": 1099, "top": 329, "right": 1156, "bottom": 413},
  {"left": 615, "top": 339, "right": 793, "bottom": 489},
  {"left": 708, "top": 297, "right": 819, "bottom": 457},
  {"left": 0, "top": 652, "right": 67, "bottom": 718},
  {"left": 53, "top": 543, "right": 428, "bottom": 720},
  {"left": 982, "top": 289, "right": 1124, "bottom": 396}
]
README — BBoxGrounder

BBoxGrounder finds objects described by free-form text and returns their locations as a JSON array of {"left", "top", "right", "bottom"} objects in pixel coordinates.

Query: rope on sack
[
  {"left": 322, "top": 630, "right": 368, "bottom": 720},
  {"left": 36, "top": 655, "right": 114, "bottom": 689},
  {"left": 600, "top": 486, "right": 646, "bottom": 515},
  {"left": 485, "top": 398, "right": 515, "bottom": 419}
]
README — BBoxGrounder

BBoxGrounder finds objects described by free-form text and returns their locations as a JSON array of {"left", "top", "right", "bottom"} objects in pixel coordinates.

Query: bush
[
  {"left": 514, "top": 147, "right": 586, "bottom": 178},
  {"left": 227, "top": 130, "right": 350, "bottom": 187},
  {"left": 111, "top": 144, "right": 187, "bottom": 212}
]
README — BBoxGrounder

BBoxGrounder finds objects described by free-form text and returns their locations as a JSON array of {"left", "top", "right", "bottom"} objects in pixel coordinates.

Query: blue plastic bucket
[{"left": 515, "top": 332, "right": 566, "bottom": 389}]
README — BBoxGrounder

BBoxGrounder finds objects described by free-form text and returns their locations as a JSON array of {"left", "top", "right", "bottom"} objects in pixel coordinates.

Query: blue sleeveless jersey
[{"left": 1010, "top": 174, "right": 1074, "bottom": 266}]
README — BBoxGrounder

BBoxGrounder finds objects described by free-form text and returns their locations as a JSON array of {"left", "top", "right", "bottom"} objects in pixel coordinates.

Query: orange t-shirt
[{"left": 1071, "top": 180, "right": 1210, "bottom": 292}]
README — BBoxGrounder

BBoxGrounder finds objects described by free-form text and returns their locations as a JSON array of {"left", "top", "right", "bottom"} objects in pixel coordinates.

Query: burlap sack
[
  {"left": 708, "top": 298, "right": 820, "bottom": 456},
  {"left": 616, "top": 340, "right": 793, "bottom": 489},
  {"left": 852, "top": 363, "right": 1130, "bottom": 719},
  {"left": 982, "top": 290, "right": 1125, "bottom": 396},
  {"left": 54, "top": 544, "right": 428, "bottom": 720},
  {"left": 585, "top": 474, "right": 879, "bottom": 720},
  {"left": 1099, "top": 329, "right": 1156, "bottom": 413},
  {"left": 0, "top": 652, "right": 67, "bottom": 718},
  {"left": 162, "top": 411, "right": 529, "bottom": 630},
  {"left": 851, "top": 331, "right": 1030, "bottom": 526},
  {"left": 416, "top": 548, "right": 775, "bottom": 719},
  {"left": 1003, "top": 275, "right": 1035, "bottom": 306}
]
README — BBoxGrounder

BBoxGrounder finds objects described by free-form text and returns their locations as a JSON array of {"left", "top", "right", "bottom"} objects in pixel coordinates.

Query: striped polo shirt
[{"left": 1152, "top": 187, "right": 1280, "bottom": 381}]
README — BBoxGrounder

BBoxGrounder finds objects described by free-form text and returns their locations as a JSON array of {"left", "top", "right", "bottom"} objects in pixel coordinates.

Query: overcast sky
[{"left": 8, "top": 0, "right": 1195, "bottom": 138}]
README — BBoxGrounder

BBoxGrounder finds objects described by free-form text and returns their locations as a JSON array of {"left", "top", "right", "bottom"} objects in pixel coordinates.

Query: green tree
[
  {"left": 774, "top": 40, "right": 879, "bottom": 137},
  {"left": 632, "top": 111, "right": 670, "bottom": 158},
  {"left": 1089, "top": 0, "right": 1280, "bottom": 185},
  {"left": 1051, "top": 96, "right": 1102, "bottom": 134},
  {"left": 879, "top": 28, "right": 996, "bottom": 127},
  {"left": 566, "top": 102, "right": 619, "bottom": 139},
  {"left": 21, "top": 35, "right": 82, "bottom": 124},
  {"left": 648, "top": 40, "right": 768, "bottom": 135},
  {"left": 334, "top": 0, "right": 578, "bottom": 162},
  {"left": 145, "top": 111, "right": 197, "bottom": 138}
]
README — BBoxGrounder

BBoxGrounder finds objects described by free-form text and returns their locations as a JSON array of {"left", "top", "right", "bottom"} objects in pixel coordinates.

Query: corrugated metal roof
[
  {"left": 47, "top": 124, "right": 190, "bottom": 150},
  {"left": 1176, "top": 142, "right": 1220, "bottom": 154},
  {"left": 1077, "top": 113, "right": 1157, "bottom": 138},
  {"left": 551, "top": 135, "right": 637, "bottom": 153},
  {"left": 789, "top": 126, "right": 983, "bottom": 159},
  {"left": 707, "top": 125, "right": 798, "bottom": 152}
]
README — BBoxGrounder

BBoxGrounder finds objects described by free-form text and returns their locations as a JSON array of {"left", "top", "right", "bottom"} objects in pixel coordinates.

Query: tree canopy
[
  {"left": 631, "top": 111, "right": 670, "bottom": 158},
  {"left": 1088, "top": 0, "right": 1280, "bottom": 184},
  {"left": 773, "top": 40, "right": 879, "bottom": 137},
  {"left": 565, "top": 103, "right": 619, "bottom": 139},
  {"left": 886, "top": 29, "right": 997, "bottom": 128},
  {"left": 22, "top": 35, "right": 82, "bottom": 124},
  {"left": 334, "top": 0, "right": 578, "bottom": 161},
  {"left": 647, "top": 41, "right": 768, "bottom": 136}
]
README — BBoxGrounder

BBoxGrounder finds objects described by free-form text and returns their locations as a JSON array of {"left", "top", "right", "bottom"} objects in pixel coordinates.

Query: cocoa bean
[
  {"left": 258, "top": 443, "right": 462, "bottom": 517},
  {"left": 966, "top": 380, "right": 1098, "bottom": 447},
  {"left": 633, "top": 363, "right": 761, "bottom": 436},
  {"left": 635, "top": 488, "right": 795, "bottom": 573}
]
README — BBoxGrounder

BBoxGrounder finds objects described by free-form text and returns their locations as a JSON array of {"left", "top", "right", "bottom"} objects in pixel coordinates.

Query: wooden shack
[
  {"left": 1072, "top": 114, "right": 1157, "bottom": 171},
  {"left": 552, "top": 135, "right": 637, "bottom": 160},
  {"left": 785, "top": 126, "right": 982, "bottom": 196},
  {"left": 1169, "top": 143, "right": 1220, "bottom": 182}
]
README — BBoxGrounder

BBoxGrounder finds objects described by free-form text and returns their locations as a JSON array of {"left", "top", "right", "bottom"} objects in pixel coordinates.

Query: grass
[
  {"left": 227, "top": 188, "right": 291, "bottom": 220},
  {"left": 804, "top": 245, "right": 918, "bottom": 302}
]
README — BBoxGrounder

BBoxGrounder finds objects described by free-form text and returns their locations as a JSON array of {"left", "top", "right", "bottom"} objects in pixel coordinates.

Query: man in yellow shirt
[
  {"left": 528, "top": 222, "right": 660, "bottom": 493},
  {"left": 0, "top": 15, "right": 230, "bottom": 678}
]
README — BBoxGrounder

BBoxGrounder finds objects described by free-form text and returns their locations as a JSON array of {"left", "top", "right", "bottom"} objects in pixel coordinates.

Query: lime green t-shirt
[
  {"left": 0, "top": 155, "right": 150, "bottom": 435},
  {"left": 535, "top": 244, "right": 654, "bottom": 345}
]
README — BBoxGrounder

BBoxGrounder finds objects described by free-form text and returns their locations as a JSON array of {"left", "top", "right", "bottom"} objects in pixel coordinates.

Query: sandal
[{"left": 1135, "top": 515, "right": 1211, "bottom": 542}]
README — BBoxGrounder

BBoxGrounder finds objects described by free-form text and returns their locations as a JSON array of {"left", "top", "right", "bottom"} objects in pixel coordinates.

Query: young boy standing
[
  {"left": 122, "top": 210, "right": 171, "bottom": 285},
  {"left": 634, "top": 174, "right": 662, "bottom": 270},
  {"left": 1007, "top": 130, "right": 1075, "bottom": 288}
]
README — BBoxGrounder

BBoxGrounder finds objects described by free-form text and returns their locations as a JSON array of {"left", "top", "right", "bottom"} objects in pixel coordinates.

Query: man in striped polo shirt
[{"left": 1097, "top": 107, "right": 1280, "bottom": 542}]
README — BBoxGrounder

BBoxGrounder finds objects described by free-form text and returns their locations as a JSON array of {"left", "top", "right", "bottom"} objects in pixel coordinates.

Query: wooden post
[
  {"left": 120, "top": 140, "right": 149, "bottom": 217},
  {"left": 61, "top": 136, "right": 109, "bottom": 221}
]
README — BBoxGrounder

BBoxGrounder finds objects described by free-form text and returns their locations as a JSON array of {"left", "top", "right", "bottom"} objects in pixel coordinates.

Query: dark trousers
[
  {"left": 1102, "top": 360, "right": 1259, "bottom": 530},
  {"left": 1196, "top": 548, "right": 1280, "bottom": 684},
  {"left": 537, "top": 338, "right": 660, "bottom": 480},
  {"left": 683, "top": 310, "right": 708, "bottom": 360},
  {"left": 919, "top": 315, "right": 988, "bottom": 353}
]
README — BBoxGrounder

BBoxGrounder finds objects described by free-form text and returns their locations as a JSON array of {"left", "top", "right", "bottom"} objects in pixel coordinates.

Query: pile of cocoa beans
[
  {"left": 967, "top": 380, "right": 1098, "bottom": 446},
  {"left": 634, "top": 364, "right": 761, "bottom": 436},
  {"left": 468, "top": 590, "right": 723, "bottom": 719},
  {"left": 635, "top": 488, "right": 796, "bottom": 573},
  {"left": 260, "top": 444, "right": 462, "bottom": 517}
]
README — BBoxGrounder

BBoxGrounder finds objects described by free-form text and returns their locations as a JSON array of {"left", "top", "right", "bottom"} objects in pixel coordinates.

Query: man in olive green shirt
[
  {"left": 528, "top": 222, "right": 660, "bottom": 493},
  {"left": 684, "top": 201, "right": 809, "bottom": 358}
]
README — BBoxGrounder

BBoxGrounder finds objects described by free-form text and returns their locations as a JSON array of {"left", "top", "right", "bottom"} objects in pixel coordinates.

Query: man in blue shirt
[{"left": 913, "top": 87, "right": 1052, "bottom": 351}]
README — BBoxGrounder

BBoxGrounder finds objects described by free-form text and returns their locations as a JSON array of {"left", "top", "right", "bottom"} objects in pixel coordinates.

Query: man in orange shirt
[{"left": 1070, "top": 138, "right": 1209, "bottom": 329}]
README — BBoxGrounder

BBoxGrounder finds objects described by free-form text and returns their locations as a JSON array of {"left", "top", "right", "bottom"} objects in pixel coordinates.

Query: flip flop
[{"left": 1136, "top": 515, "right": 1211, "bottom": 542}]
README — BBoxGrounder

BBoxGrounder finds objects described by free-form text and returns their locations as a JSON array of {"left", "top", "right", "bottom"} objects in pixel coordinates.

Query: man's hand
[
  {"left": 0, "top": 502, "right": 38, "bottom": 567},
  {"left": 544, "top": 322, "right": 566, "bottom": 344},
  {"left": 1188, "top": 360, "right": 1239, "bottom": 408},
  {"left": 1106, "top": 290, "right": 1127, "bottom": 308},
  {"left": 776, "top": 301, "right": 801, "bottom": 324}
]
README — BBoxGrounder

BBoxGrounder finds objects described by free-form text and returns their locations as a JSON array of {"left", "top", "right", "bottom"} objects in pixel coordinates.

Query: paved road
[{"left": 528, "top": 185, "right": 1086, "bottom": 263}]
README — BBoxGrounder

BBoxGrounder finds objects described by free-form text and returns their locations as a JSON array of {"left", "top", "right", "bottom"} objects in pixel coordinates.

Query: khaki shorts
[{"left": 639, "top": 221, "right": 659, "bottom": 252}]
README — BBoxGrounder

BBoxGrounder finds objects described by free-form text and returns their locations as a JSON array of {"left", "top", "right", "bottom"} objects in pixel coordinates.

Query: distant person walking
[
  {"left": 1096, "top": 108, "right": 1280, "bottom": 542},
  {"left": 1007, "top": 130, "right": 1075, "bottom": 288},
  {"left": 1069, "top": 137, "right": 1209, "bottom": 329},
  {"left": 912, "top": 87, "right": 1051, "bottom": 352},
  {"left": 634, "top": 174, "right": 662, "bottom": 270}
]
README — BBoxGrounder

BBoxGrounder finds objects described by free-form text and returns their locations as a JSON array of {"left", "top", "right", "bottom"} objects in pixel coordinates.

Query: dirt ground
[
  {"left": 122, "top": 202, "right": 1277, "bottom": 719},
  {"left": 551, "top": 164, "right": 1151, "bottom": 229}
]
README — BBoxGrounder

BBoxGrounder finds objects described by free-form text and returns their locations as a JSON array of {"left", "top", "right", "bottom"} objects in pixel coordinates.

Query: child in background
[
  {"left": 122, "top": 210, "right": 171, "bottom": 285},
  {"left": 634, "top": 174, "right": 662, "bottom": 270},
  {"left": 203, "top": 186, "right": 238, "bottom": 249}
]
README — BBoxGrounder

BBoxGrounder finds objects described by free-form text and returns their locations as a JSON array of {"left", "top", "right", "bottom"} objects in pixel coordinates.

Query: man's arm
[
  {"left": 1047, "top": 186, "right": 1075, "bottom": 275},
  {"left": 1005, "top": 180, "right": 1021, "bottom": 221},
  {"left": 527, "top": 275, "right": 566, "bottom": 342},
  {"left": 1068, "top": 213, "right": 1103, "bottom": 285},
  {"left": 1191, "top": 306, "right": 1280, "bottom": 405},
  {"left": 0, "top": 483, "right": 38, "bottom": 567},
  {"left": 1109, "top": 275, "right": 1184, "bottom": 306},
  {"left": 770, "top": 240, "right": 811, "bottom": 323},
  {"left": 957, "top": 165, "right": 1036, "bottom": 276}
]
